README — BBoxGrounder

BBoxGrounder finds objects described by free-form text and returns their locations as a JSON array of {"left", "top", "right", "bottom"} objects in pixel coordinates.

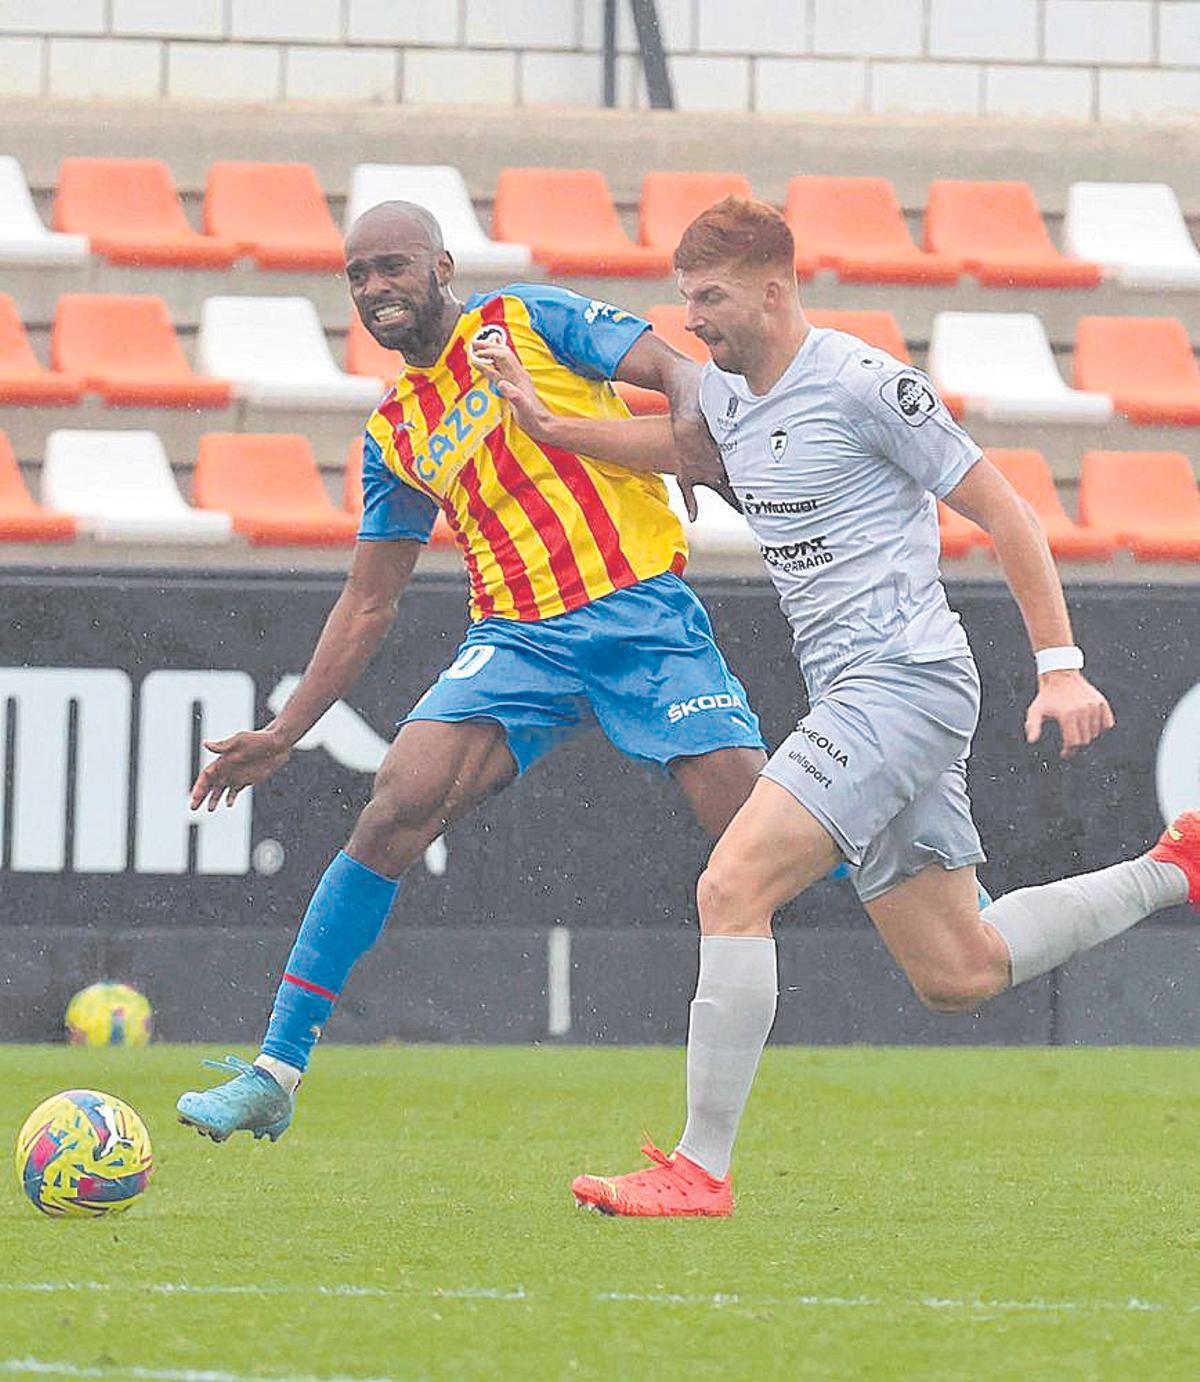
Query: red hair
[{"left": 673, "top": 196, "right": 795, "bottom": 275}]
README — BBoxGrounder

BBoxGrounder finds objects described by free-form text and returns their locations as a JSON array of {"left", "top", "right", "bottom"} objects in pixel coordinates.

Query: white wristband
[{"left": 1036, "top": 645, "right": 1084, "bottom": 676}]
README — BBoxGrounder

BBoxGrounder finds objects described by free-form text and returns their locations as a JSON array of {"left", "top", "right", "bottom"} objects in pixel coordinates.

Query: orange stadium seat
[
  {"left": 342, "top": 434, "right": 454, "bottom": 546},
  {"left": 55, "top": 158, "right": 240, "bottom": 268},
  {"left": 986, "top": 448, "right": 1114, "bottom": 560},
  {"left": 924, "top": 180, "right": 1101, "bottom": 289},
  {"left": 937, "top": 501, "right": 987, "bottom": 557},
  {"left": 786, "top": 177, "right": 957, "bottom": 285},
  {"left": 204, "top": 162, "right": 343, "bottom": 272},
  {"left": 0, "top": 293, "right": 84, "bottom": 404},
  {"left": 1073, "top": 316, "right": 1200, "bottom": 426},
  {"left": 638, "top": 170, "right": 754, "bottom": 252},
  {"left": 614, "top": 304, "right": 705, "bottom": 415},
  {"left": 1079, "top": 451, "right": 1200, "bottom": 561},
  {"left": 345, "top": 314, "right": 405, "bottom": 386},
  {"left": 194, "top": 433, "right": 358, "bottom": 546},
  {"left": 52, "top": 295, "right": 232, "bottom": 408},
  {"left": 0, "top": 431, "right": 75, "bottom": 542},
  {"left": 493, "top": 168, "right": 670, "bottom": 276}
]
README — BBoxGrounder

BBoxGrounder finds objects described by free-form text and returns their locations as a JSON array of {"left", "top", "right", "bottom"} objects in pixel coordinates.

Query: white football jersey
[{"left": 699, "top": 327, "right": 982, "bottom": 698}]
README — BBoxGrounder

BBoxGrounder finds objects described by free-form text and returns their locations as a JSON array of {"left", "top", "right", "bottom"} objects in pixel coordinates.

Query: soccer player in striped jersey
[{"left": 176, "top": 200, "right": 767, "bottom": 1144}]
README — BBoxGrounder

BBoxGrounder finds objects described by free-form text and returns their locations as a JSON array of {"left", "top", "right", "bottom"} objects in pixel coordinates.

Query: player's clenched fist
[
  {"left": 1024, "top": 670, "right": 1116, "bottom": 758},
  {"left": 190, "top": 727, "right": 293, "bottom": 812}
]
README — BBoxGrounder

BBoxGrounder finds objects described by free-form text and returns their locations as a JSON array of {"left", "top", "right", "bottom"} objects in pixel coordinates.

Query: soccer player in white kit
[{"left": 474, "top": 197, "right": 1200, "bottom": 1218}]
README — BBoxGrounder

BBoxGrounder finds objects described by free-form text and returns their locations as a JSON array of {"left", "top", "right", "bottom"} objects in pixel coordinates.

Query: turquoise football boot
[{"left": 176, "top": 1054, "right": 293, "bottom": 1143}]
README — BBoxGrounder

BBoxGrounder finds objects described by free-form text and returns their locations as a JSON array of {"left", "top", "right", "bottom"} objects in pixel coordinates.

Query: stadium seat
[
  {"left": 345, "top": 314, "right": 405, "bottom": 386},
  {"left": 197, "top": 296, "right": 384, "bottom": 410},
  {"left": 937, "top": 501, "right": 987, "bottom": 557},
  {"left": 786, "top": 177, "right": 957, "bottom": 285},
  {"left": 805, "top": 308, "right": 912, "bottom": 362},
  {"left": 193, "top": 434, "right": 358, "bottom": 546},
  {"left": 52, "top": 295, "right": 232, "bottom": 408},
  {"left": 986, "top": 447, "right": 1115, "bottom": 560},
  {"left": 1064, "top": 182, "right": 1200, "bottom": 290},
  {"left": 345, "top": 164, "right": 531, "bottom": 275},
  {"left": 0, "top": 155, "right": 88, "bottom": 265},
  {"left": 928, "top": 312, "right": 1113, "bottom": 424},
  {"left": 493, "top": 168, "right": 670, "bottom": 276},
  {"left": 1079, "top": 450, "right": 1200, "bottom": 561},
  {"left": 1073, "top": 316, "right": 1200, "bottom": 426},
  {"left": 0, "top": 431, "right": 75, "bottom": 542},
  {"left": 41, "top": 430, "right": 232, "bottom": 543},
  {"left": 613, "top": 304, "right": 705, "bottom": 414},
  {"left": 924, "top": 180, "right": 1101, "bottom": 288},
  {"left": 638, "top": 170, "right": 754, "bottom": 254},
  {"left": 0, "top": 294, "right": 84, "bottom": 404},
  {"left": 204, "top": 162, "right": 343, "bottom": 271},
  {"left": 343, "top": 434, "right": 454, "bottom": 545},
  {"left": 54, "top": 158, "right": 240, "bottom": 268}
]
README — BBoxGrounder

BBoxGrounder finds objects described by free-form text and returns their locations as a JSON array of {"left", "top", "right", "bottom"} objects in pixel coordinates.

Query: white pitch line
[
  {"left": 0, "top": 1362, "right": 395, "bottom": 1382},
  {"left": 596, "top": 1291, "right": 1185, "bottom": 1315}
]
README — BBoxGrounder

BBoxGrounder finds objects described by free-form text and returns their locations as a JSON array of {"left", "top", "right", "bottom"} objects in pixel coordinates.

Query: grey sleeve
[{"left": 835, "top": 363, "right": 982, "bottom": 498}]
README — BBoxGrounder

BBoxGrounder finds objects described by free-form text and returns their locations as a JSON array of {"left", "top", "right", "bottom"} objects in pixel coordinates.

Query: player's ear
[
  {"left": 435, "top": 250, "right": 455, "bottom": 286},
  {"left": 762, "top": 278, "right": 782, "bottom": 312}
]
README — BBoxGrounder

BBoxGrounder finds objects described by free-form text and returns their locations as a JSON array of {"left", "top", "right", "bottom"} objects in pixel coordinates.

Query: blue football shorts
[{"left": 403, "top": 571, "right": 765, "bottom": 775}]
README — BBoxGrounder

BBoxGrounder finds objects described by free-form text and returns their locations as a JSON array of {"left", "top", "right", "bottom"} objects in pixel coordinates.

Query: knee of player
[
  {"left": 696, "top": 864, "right": 753, "bottom": 934},
  {"left": 364, "top": 773, "right": 448, "bottom": 836},
  {"left": 912, "top": 965, "right": 998, "bottom": 1015}
]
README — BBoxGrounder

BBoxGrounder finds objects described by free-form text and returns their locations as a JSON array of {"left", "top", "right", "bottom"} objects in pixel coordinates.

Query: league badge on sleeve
[{"left": 880, "top": 371, "right": 940, "bottom": 427}]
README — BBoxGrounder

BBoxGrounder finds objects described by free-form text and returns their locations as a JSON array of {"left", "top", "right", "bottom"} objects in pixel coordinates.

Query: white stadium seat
[
  {"left": 344, "top": 163, "right": 531, "bottom": 275},
  {"left": 928, "top": 312, "right": 1113, "bottom": 425},
  {"left": 42, "top": 430, "right": 232, "bottom": 543},
  {"left": 1063, "top": 182, "right": 1200, "bottom": 291},
  {"left": 197, "top": 296, "right": 384, "bottom": 410},
  {"left": 665, "top": 477, "right": 759, "bottom": 555},
  {"left": 0, "top": 155, "right": 89, "bottom": 265}
]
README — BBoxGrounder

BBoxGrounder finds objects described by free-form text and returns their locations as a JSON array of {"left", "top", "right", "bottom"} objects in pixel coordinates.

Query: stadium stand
[
  {"left": 344, "top": 313, "right": 405, "bottom": 387},
  {"left": 493, "top": 168, "right": 671, "bottom": 276},
  {"left": 0, "top": 429, "right": 74, "bottom": 541},
  {"left": 204, "top": 162, "right": 343, "bottom": 272},
  {"left": 197, "top": 296, "right": 383, "bottom": 410},
  {"left": 986, "top": 447, "right": 1115, "bottom": 560},
  {"left": 52, "top": 294, "right": 232, "bottom": 408},
  {"left": 785, "top": 176, "right": 956, "bottom": 284},
  {"left": 41, "top": 429, "right": 232, "bottom": 543},
  {"left": 344, "top": 163, "right": 531, "bottom": 275},
  {"left": 928, "top": 312, "right": 1114, "bottom": 424},
  {"left": 0, "top": 293, "right": 84, "bottom": 404},
  {"left": 1064, "top": 182, "right": 1200, "bottom": 290},
  {"left": 55, "top": 157, "right": 240, "bottom": 268},
  {"left": 193, "top": 433, "right": 358, "bottom": 546},
  {"left": 638, "top": 170, "right": 754, "bottom": 257},
  {"left": 0, "top": 155, "right": 88, "bottom": 266},
  {"left": 1073, "top": 316, "right": 1200, "bottom": 426},
  {"left": 924, "top": 180, "right": 1101, "bottom": 288},
  {"left": 1079, "top": 450, "right": 1200, "bottom": 560}
]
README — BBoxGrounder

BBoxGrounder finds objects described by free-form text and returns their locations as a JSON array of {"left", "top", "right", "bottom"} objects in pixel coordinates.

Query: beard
[{"left": 367, "top": 269, "right": 445, "bottom": 358}]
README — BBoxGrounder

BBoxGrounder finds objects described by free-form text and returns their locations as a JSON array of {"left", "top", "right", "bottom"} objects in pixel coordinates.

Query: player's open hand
[
  {"left": 671, "top": 410, "right": 740, "bottom": 520},
  {"left": 1024, "top": 670, "right": 1115, "bottom": 758},
  {"left": 471, "top": 341, "right": 553, "bottom": 441},
  {"left": 189, "top": 727, "right": 293, "bottom": 812}
]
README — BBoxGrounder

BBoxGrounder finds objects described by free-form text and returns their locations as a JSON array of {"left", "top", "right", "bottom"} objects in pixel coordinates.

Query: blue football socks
[{"left": 261, "top": 850, "right": 402, "bottom": 1072}]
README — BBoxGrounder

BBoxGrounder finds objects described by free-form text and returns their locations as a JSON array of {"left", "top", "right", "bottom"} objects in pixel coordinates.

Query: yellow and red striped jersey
[{"left": 358, "top": 284, "right": 686, "bottom": 622}]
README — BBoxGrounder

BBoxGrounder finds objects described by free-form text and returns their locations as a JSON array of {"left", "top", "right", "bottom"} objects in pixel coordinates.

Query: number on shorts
[{"left": 444, "top": 645, "right": 497, "bottom": 680}]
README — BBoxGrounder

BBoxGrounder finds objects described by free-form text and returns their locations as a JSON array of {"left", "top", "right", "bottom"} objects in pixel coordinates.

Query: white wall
[{"left": 0, "top": 0, "right": 1197, "bottom": 121}]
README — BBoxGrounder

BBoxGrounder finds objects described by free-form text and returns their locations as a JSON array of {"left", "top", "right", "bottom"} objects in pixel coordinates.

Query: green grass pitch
[{"left": 3, "top": 1043, "right": 1199, "bottom": 1381}]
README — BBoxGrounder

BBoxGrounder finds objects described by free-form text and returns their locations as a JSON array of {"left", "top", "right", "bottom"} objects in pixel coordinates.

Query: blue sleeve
[
  {"left": 356, "top": 433, "right": 439, "bottom": 543},
  {"left": 501, "top": 283, "right": 650, "bottom": 380}
]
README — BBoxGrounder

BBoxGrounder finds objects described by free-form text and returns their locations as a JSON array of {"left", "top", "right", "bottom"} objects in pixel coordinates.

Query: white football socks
[
  {"left": 676, "top": 936, "right": 778, "bottom": 1181},
  {"left": 254, "top": 1054, "right": 301, "bottom": 1096},
  {"left": 983, "top": 855, "right": 1188, "bottom": 987}
]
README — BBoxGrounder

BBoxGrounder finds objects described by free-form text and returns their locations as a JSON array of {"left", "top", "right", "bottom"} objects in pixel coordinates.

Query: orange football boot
[
  {"left": 572, "top": 1140, "right": 733, "bottom": 1217},
  {"left": 1149, "top": 810, "right": 1200, "bottom": 910}
]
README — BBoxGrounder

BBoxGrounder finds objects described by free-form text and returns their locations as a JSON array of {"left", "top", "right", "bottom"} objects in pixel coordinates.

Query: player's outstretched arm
[
  {"left": 189, "top": 539, "right": 421, "bottom": 811},
  {"left": 472, "top": 339, "right": 677, "bottom": 473},
  {"left": 943, "top": 458, "right": 1115, "bottom": 757}
]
